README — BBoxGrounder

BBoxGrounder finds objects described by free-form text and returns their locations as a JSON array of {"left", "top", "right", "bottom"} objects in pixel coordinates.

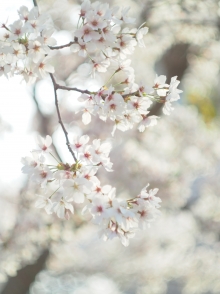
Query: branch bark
[
  {"left": 50, "top": 73, "right": 77, "bottom": 162},
  {"left": 33, "top": 0, "right": 38, "bottom": 7},
  {"left": 49, "top": 41, "right": 76, "bottom": 50},
  {"left": 1, "top": 249, "right": 49, "bottom": 294}
]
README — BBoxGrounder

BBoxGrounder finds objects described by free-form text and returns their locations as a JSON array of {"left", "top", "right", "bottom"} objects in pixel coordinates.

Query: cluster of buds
[{"left": 21, "top": 135, "right": 161, "bottom": 246}]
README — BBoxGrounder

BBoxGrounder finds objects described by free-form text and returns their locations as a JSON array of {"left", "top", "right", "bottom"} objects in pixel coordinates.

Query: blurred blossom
[{"left": 30, "top": 272, "right": 121, "bottom": 294}]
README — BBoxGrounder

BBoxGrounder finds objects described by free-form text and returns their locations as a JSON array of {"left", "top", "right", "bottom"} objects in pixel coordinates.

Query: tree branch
[
  {"left": 33, "top": 0, "right": 38, "bottom": 7},
  {"left": 57, "top": 84, "right": 93, "bottom": 94},
  {"left": 49, "top": 41, "right": 76, "bottom": 50},
  {"left": 1, "top": 249, "right": 49, "bottom": 294},
  {"left": 49, "top": 73, "right": 77, "bottom": 162},
  {"left": 52, "top": 80, "right": 140, "bottom": 98}
]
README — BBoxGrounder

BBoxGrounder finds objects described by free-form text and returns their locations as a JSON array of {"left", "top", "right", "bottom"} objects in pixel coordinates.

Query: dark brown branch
[
  {"left": 33, "top": 0, "right": 38, "bottom": 7},
  {"left": 57, "top": 84, "right": 93, "bottom": 94},
  {"left": 49, "top": 73, "right": 77, "bottom": 162},
  {"left": 54, "top": 81, "right": 140, "bottom": 98},
  {"left": 49, "top": 41, "right": 76, "bottom": 50},
  {"left": 1, "top": 249, "right": 49, "bottom": 294}
]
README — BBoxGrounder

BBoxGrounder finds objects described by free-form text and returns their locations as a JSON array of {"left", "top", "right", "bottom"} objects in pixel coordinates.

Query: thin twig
[
  {"left": 33, "top": 0, "right": 38, "bottom": 7},
  {"left": 54, "top": 81, "right": 140, "bottom": 98},
  {"left": 50, "top": 73, "right": 77, "bottom": 162},
  {"left": 57, "top": 84, "right": 93, "bottom": 94},
  {"left": 49, "top": 41, "right": 76, "bottom": 50},
  {"left": 122, "top": 91, "right": 139, "bottom": 98}
]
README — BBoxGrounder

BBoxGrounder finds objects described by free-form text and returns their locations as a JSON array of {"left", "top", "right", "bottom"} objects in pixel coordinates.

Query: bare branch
[
  {"left": 49, "top": 41, "right": 76, "bottom": 50},
  {"left": 50, "top": 73, "right": 77, "bottom": 162},
  {"left": 57, "top": 84, "right": 93, "bottom": 94}
]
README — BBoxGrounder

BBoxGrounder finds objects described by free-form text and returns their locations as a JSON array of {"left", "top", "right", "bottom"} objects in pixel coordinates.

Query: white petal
[
  {"left": 82, "top": 111, "right": 91, "bottom": 125},
  {"left": 73, "top": 192, "right": 85, "bottom": 203},
  {"left": 65, "top": 202, "right": 74, "bottom": 213},
  {"left": 45, "top": 135, "right": 52, "bottom": 147},
  {"left": 57, "top": 205, "right": 65, "bottom": 219}
]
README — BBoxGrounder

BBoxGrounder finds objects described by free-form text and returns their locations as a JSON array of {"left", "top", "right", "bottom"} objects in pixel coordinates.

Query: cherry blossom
[
  {"left": 0, "top": 0, "right": 182, "bottom": 246},
  {"left": 34, "top": 134, "right": 52, "bottom": 153},
  {"left": 21, "top": 133, "right": 161, "bottom": 246}
]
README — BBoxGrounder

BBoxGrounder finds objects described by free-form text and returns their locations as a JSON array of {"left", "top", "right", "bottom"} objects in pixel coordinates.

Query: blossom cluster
[
  {"left": 77, "top": 75, "right": 182, "bottom": 134},
  {"left": 0, "top": 2, "right": 182, "bottom": 124},
  {"left": 21, "top": 135, "right": 161, "bottom": 246},
  {"left": 71, "top": 0, "right": 145, "bottom": 72},
  {"left": 69, "top": 1, "right": 182, "bottom": 130},
  {"left": 0, "top": 1, "right": 181, "bottom": 246},
  {"left": 0, "top": 6, "right": 56, "bottom": 83}
]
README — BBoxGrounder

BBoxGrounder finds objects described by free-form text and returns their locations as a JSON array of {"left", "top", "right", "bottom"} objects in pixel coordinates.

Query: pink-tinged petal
[
  {"left": 65, "top": 202, "right": 74, "bottom": 213},
  {"left": 81, "top": 135, "right": 90, "bottom": 144},
  {"left": 36, "top": 134, "right": 44, "bottom": 147},
  {"left": 83, "top": 34, "right": 92, "bottom": 43},
  {"left": 57, "top": 205, "right": 65, "bottom": 219},
  {"left": 45, "top": 135, "right": 52, "bottom": 147}
]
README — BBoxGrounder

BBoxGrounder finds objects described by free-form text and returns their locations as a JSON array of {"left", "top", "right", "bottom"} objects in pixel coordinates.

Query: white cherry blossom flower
[
  {"left": 28, "top": 40, "right": 48, "bottom": 63},
  {"left": 163, "top": 76, "right": 182, "bottom": 115},
  {"left": 35, "top": 194, "right": 53, "bottom": 214},
  {"left": 9, "top": 20, "right": 24, "bottom": 40},
  {"left": 11, "top": 43, "right": 25, "bottom": 61},
  {"left": 138, "top": 115, "right": 159, "bottom": 132},
  {"left": 32, "top": 166, "right": 53, "bottom": 188},
  {"left": 38, "top": 29, "right": 57, "bottom": 46},
  {"left": 64, "top": 178, "right": 91, "bottom": 203},
  {"left": 86, "top": 11, "right": 107, "bottom": 30},
  {"left": 35, "top": 56, "right": 55, "bottom": 78},
  {"left": 79, "top": 0, "right": 92, "bottom": 18},
  {"left": 136, "top": 26, "right": 149, "bottom": 47},
  {"left": 53, "top": 197, "right": 74, "bottom": 219},
  {"left": 0, "top": 63, "right": 11, "bottom": 78},
  {"left": 21, "top": 152, "right": 44, "bottom": 174},
  {"left": 84, "top": 196, "right": 110, "bottom": 224},
  {"left": 18, "top": 6, "right": 31, "bottom": 22},
  {"left": 75, "top": 25, "right": 100, "bottom": 43},
  {"left": 71, "top": 135, "right": 89, "bottom": 153},
  {"left": 34, "top": 135, "right": 52, "bottom": 153},
  {"left": 128, "top": 96, "right": 152, "bottom": 115},
  {"left": 92, "top": 139, "right": 112, "bottom": 159}
]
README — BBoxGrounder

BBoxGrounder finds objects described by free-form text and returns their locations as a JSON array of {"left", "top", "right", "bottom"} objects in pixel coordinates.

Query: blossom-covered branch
[
  {"left": 0, "top": 0, "right": 182, "bottom": 246},
  {"left": 21, "top": 134, "right": 161, "bottom": 246}
]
